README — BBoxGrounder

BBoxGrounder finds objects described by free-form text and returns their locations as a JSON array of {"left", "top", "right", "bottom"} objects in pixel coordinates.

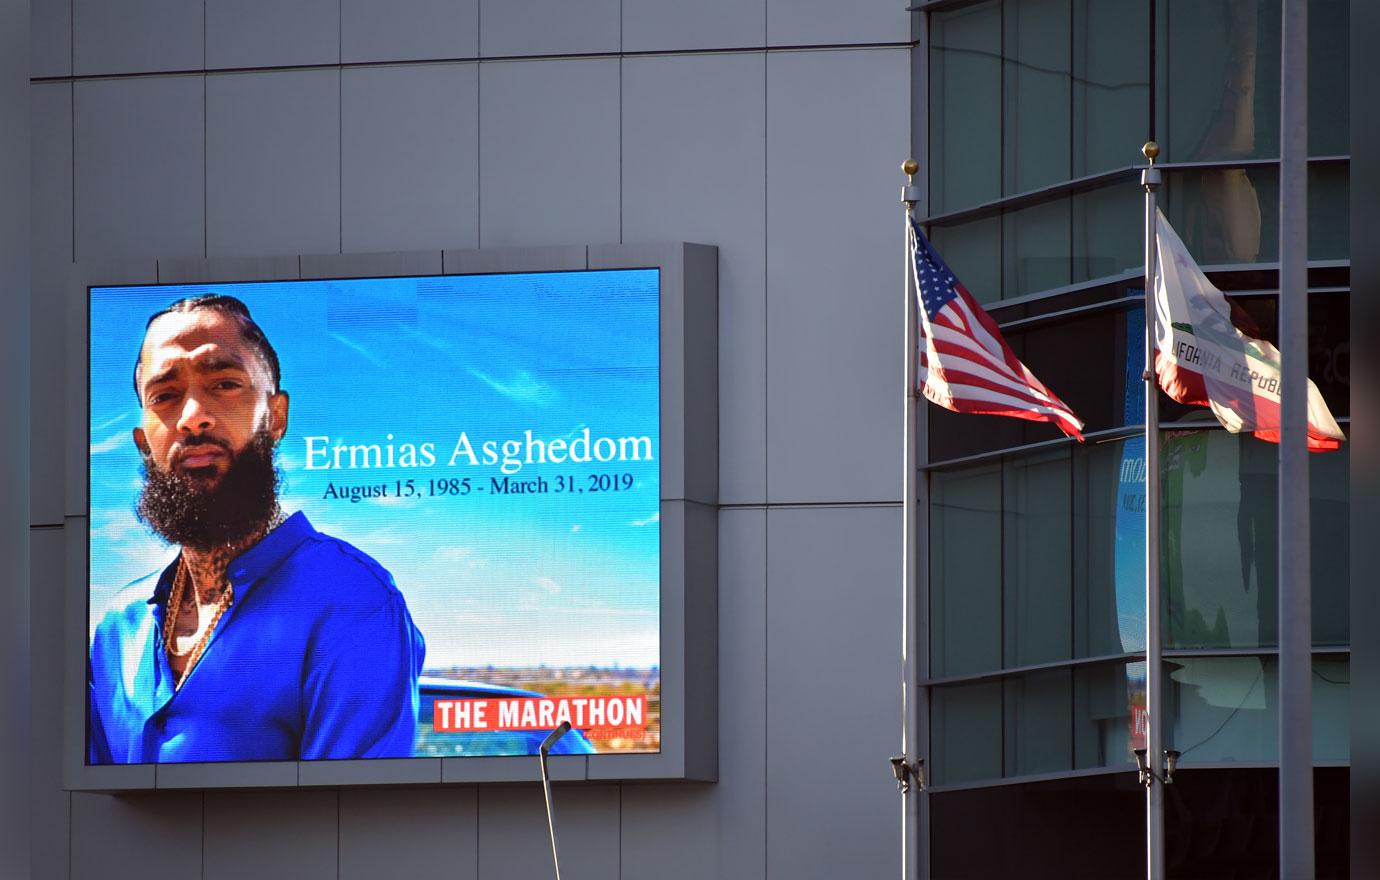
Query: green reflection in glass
[
  {"left": 1166, "top": 655, "right": 1349, "bottom": 763},
  {"left": 1161, "top": 431, "right": 1349, "bottom": 649}
]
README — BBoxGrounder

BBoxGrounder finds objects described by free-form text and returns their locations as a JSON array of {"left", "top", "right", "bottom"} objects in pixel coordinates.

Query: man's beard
[{"left": 137, "top": 429, "right": 282, "bottom": 551}]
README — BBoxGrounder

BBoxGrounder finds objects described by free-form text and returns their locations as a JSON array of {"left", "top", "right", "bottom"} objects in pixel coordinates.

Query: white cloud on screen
[
  {"left": 328, "top": 332, "right": 386, "bottom": 368},
  {"left": 533, "top": 576, "right": 562, "bottom": 594},
  {"left": 629, "top": 512, "right": 659, "bottom": 527},
  {"left": 467, "top": 368, "right": 557, "bottom": 406},
  {"left": 90, "top": 431, "right": 130, "bottom": 455},
  {"left": 92, "top": 411, "right": 130, "bottom": 433}
]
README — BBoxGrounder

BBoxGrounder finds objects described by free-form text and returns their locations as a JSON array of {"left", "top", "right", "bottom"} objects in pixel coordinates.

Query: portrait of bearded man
[{"left": 88, "top": 294, "right": 426, "bottom": 764}]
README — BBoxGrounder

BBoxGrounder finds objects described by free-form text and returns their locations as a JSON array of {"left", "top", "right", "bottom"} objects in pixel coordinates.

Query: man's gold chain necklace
[{"left": 162, "top": 558, "right": 234, "bottom": 689}]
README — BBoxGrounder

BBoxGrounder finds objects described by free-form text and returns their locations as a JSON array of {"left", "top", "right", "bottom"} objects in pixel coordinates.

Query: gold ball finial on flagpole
[
  {"left": 902, "top": 159, "right": 919, "bottom": 182},
  {"left": 1142, "top": 141, "right": 1160, "bottom": 163}
]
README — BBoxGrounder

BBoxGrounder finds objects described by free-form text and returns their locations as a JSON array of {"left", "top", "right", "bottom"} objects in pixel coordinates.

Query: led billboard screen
[{"left": 87, "top": 269, "right": 662, "bottom": 765}]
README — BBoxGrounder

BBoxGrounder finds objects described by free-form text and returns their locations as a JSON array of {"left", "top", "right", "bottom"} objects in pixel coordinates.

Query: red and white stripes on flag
[
  {"left": 909, "top": 219, "right": 1085, "bottom": 441},
  {"left": 1153, "top": 209, "right": 1344, "bottom": 451}
]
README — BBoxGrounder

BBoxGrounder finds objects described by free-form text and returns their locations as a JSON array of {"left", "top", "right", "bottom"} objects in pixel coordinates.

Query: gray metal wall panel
[
  {"left": 765, "top": 505, "right": 900, "bottom": 880},
  {"left": 29, "top": 529, "right": 69, "bottom": 880},
  {"left": 621, "top": 53, "right": 766, "bottom": 504},
  {"left": 1, "top": 6, "right": 27, "bottom": 870},
  {"left": 765, "top": 0, "right": 910, "bottom": 47},
  {"left": 478, "top": 59, "right": 619, "bottom": 248},
  {"left": 157, "top": 254, "right": 300, "bottom": 284},
  {"left": 342, "top": 64, "right": 479, "bottom": 253},
  {"left": 478, "top": 0, "right": 619, "bottom": 57},
  {"left": 340, "top": 787, "right": 480, "bottom": 880},
  {"left": 477, "top": 785, "right": 620, "bottom": 880},
  {"left": 30, "top": 0, "right": 71, "bottom": 77},
  {"left": 621, "top": 508, "right": 766, "bottom": 880},
  {"left": 206, "top": 0, "right": 340, "bottom": 70},
  {"left": 301, "top": 250, "right": 443, "bottom": 279},
  {"left": 72, "top": 0, "right": 203, "bottom": 76},
  {"left": 765, "top": 49, "right": 908, "bottom": 504},
  {"left": 70, "top": 791, "right": 202, "bottom": 880},
  {"left": 206, "top": 70, "right": 341, "bottom": 258},
  {"left": 341, "top": 0, "right": 479, "bottom": 63},
  {"left": 621, "top": 0, "right": 765, "bottom": 52},
  {"left": 31, "top": 83, "right": 71, "bottom": 527},
  {"left": 204, "top": 790, "right": 339, "bottom": 880},
  {"left": 74, "top": 76, "right": 205, "bottom": 263}
]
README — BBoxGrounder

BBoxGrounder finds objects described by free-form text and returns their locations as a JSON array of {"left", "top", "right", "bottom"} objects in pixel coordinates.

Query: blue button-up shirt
[{"left": 89, "top": 512, "right": 425, "bottom": 764}]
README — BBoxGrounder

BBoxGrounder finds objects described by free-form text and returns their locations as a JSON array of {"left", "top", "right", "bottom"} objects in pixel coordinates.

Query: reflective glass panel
[
  {"left": 1162, "top": 431, "right": 1349, "bottom": 649},
  {"left": 1003, "top": 669, "right": 1072, "bottom": 777},
  {"left": 928, "top": 215, "right": 1001, "bottom": 306},
  {"left": 1072, "top": 181, "right": 1142, "bottom": 283},
  {"left": 930, "top": 1, "right": 1002, "bottom": 213},
  {"left": 1166, "top": 655, "right": 1349, "bottom": 763},
  {"left": 1309, "top": 163, "right": 1349, "bottom": 261},
  {"left": 1002, "top": 0, "right": 1071, "bottom": 195},
  {"left": 1073, "top": 437, "right": 1146, "bottom": 657},
  {"left": 1165, "top": 767, "right": 1350, "bottom": 879},
  {"left": 1074, "top": 660, "right": 1145, "bottom": 769},
  {"left": 1162, "top": 165, "right": 1280, "bottom": 266},
  {"left": 1003, "top": 198, "right": 1071, "bottom": 298},
  {"left": 927, "top": 304, "right": 1143, "bottom": 462},
  {"left": 1072, "top": 0, "right": 1149, "bottom": 177},
  {"left": 931, "top": 681, "right": 1003, "bottom": 785},
  {"left": 931, "top": 465, "right": 1002, "bottom": 676},
  {"left": 931, "top": 774, "right": 1144, "bottom": 879},
  {"left": 1163, "top": 0, "right": 1281, "bottom": 163},
  {"left": 1309, "top": 0, "right": 1349, "bottom": 156},
  {"left": 1003, "top": 450, "right": 1073, "bottom": 666}
]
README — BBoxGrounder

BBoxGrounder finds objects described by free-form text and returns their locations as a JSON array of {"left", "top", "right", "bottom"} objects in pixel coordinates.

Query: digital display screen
[{"left": 87, "top": 269, "right": 661, "bottom": 764}]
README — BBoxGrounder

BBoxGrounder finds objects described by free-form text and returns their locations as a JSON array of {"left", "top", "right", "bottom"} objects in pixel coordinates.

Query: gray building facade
[
  {"left": 5, "top": 0, "right": 1369, "bottom": 878},
  {"left": 21, "top": 3, "right": 913, "bottom": 880}
]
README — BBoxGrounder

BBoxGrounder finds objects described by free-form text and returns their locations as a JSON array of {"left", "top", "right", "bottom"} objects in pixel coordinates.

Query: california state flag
[{"left": 1153, "top": 209, "right": 1344, "bottom": 451}]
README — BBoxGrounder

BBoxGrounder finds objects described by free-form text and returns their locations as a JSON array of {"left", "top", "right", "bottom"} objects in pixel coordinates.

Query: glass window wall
[
  {"left": 1161, "top": 431, "right": 1349, "bottom": 649},
  {"left": 1165, "top": 655, "right": 1349, "bottom": 763},
  {"left": 930, "top": 1, "right": 1002, "bottom": 214}
]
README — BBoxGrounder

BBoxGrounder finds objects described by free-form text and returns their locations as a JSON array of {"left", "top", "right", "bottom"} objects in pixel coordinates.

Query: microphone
[{"left": 539, "top": 721, "right": 572, "bottom": 880}]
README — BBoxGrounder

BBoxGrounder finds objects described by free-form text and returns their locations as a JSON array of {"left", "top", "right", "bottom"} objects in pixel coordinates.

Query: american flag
[{"left": 910, "top": 218, "right": 1085, "bottom": 441}]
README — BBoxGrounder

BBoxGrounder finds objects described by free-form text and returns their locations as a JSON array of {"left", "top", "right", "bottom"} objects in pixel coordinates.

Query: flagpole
[
  {"left": 899, "top": 159, "right": 923, "bottom": 880},
  {"left": 1278, "top": 0, "right": 1314, "bottom": 875},
  {"left": 1140, "top": 140, "right": 1166, "bottom": 880}
]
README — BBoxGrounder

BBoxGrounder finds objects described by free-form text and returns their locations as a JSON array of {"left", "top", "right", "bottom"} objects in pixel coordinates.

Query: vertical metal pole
[
  {"left": 1278, "top": 0, "right": 1315, "bottom": 876},
  {"left": 901, "top": 160, "right": 923, "bottom": 880},
  {"left": 1141, "top": 143, "right": 1165, "bottom": 880}
]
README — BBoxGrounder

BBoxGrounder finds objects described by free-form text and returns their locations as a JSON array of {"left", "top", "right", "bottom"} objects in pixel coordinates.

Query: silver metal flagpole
[
  {"left": 1140, "top": 140, "right": 1166, "bottom": 880},
  {"left": 898, "top": 158, "right": 923, "bottom": 880},
  {"left": 1278, "top": 0, "right": 1314, "bottom": 875}
]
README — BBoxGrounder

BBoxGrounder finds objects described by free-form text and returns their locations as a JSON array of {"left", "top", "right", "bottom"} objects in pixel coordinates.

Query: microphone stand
[{"left": 539, "top": 721, "right": 572, "bottom": 880}]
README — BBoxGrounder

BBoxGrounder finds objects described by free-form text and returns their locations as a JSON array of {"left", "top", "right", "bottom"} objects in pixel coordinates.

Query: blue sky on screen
[{"left": 89, "top": 270, "right": 661, "bottom": 670}]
